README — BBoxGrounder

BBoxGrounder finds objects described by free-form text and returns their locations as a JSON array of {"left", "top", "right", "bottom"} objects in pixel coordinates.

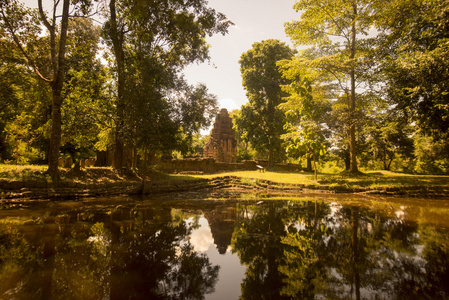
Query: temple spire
[{"left": 204, "top": 108, "right": 237, "bottom": 163}]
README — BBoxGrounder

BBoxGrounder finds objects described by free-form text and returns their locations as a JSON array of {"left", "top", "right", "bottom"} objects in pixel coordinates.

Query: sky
[{"left": 184, "top": 0, "right": 300, "bottom": 112}]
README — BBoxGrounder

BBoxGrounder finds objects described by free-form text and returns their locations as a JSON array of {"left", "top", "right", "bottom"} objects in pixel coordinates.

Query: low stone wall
[
  {"left": 157, "top": 158, "right": 260, "bottom": 173},
  {"left": 158, "top": 158, "right": 215, "bottom": 173},
  {"left": 157, "top": 158, "right": 304, "bottom": 174}
]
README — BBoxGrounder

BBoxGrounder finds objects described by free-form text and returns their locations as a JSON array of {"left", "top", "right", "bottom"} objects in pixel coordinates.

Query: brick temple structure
[{"left": 204, "top": 108, "right": 237, "bottom": 163}]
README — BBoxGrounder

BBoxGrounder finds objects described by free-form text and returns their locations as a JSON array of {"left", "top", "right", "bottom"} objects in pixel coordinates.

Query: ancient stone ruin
[{"left": 204, "top": 108, "right": 237, "bottom": 163}]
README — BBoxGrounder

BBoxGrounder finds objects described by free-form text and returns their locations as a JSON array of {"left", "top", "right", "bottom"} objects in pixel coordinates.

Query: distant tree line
[
  {"left": 1, "top": 0, "right": 448, "bottom": 176},
  {"left": 233, "top": 0, "right": 449, "bottom": 175},
  {"left": 0, "top": 0, "right": 232, "bottom": 178}
]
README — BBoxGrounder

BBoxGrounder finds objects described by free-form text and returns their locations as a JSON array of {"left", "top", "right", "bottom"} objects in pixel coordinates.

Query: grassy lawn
[
  {"left": 177, "top": 170, "right": 449, "bottom": 189},
  {"left": 2, "top": 164, "right": 449, "bottom": 189}
]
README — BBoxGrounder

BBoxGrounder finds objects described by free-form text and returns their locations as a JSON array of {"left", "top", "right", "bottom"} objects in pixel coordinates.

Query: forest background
[{"left": 0, "top": 0, "right": 448, "bottom": 179}]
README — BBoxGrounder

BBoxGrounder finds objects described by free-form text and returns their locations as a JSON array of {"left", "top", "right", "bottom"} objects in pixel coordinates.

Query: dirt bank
[{"left": 1, "top": 174, "right": 448, "bottom": 203}]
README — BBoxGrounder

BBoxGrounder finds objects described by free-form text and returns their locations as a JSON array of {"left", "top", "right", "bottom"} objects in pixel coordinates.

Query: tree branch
[
  {"left": 38, "top": 0, "right": 52, "bottom": 32},
  {"left": 0, "top": 7, "right": 52, "bottom": 82}
]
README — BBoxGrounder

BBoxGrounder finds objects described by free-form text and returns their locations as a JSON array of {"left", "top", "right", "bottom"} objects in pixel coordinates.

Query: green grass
[
  {"left": 178, "top": 170, "right": 449, "bottom": 189},
  {"left": 0, "top": 164, "right": 48, "bottom": 181},
  {"left": 177, "top": 171, "right": 319, "bottom": 185},
  {"left": 2, "top": 164, "right": 448, "bottom": 189}
]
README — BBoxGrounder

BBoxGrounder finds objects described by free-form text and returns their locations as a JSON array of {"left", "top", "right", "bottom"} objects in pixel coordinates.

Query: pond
[{"left": 1, "top": 194, "right": 449, "bottom": 299}]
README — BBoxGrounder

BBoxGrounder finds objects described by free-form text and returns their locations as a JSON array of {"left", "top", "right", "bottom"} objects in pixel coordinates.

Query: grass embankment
[{"left": 2, "top": 164, "right": 449, "bottom": 190}]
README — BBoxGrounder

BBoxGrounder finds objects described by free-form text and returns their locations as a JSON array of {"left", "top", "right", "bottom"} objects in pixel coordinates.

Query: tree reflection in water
[
  {"left": 231, "top": 200, "right": 449, "bottom": 300},
  {"left": 0, "top": 197, "right": 449, "bottom": 299},
  {"left": 108, "top": 206, "right": 219, "bottom": 300},
  {"left": 0, "top": 204, "right": 219, "bottom": 299},
  {"left": 231, "top": 201, "right": 291, "bottom": 299}
]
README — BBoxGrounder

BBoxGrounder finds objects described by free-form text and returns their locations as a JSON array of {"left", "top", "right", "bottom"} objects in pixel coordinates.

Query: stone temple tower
[{"left": 204, "top": 108, "right": 237, "bottom": 163}]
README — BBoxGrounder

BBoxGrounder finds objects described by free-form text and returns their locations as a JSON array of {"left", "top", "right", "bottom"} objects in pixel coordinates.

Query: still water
[{"left": 1, "top": 194, "right": 449, "bottom": 299}]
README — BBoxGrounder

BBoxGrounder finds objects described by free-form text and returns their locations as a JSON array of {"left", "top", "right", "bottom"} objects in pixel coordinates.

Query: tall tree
[
  {"left": 238, "top": 39, "right": 295, "bottom": 167},
  {"left": 103, "top": 0, "right": 231, "bottom": 171},
  {"left": 105, "top": 0, "right": 125, "bottom": 170},
  {"left": 0, "top": 0, "right": 92, "bottom": 178},
  {"left": 285, "top": 0, "right": 378, "bottom": 173},
  {"left": 174, "top": 83, "right": 219, "bottom": 154},
  {"left": 61, "top": 17, "right": 109, "bottom": 169},
  {"left": 278, "top": 58, "right": 332, "bottom": 180},
  {"left": 377, "top": 0, "right": 449, "bottom": 142}
]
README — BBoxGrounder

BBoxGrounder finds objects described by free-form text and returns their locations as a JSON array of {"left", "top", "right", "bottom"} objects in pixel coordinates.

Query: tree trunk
[
  {"left": 344, "top": 150, "right": 351, "bottom": 171},
  {"left": 143, "top": 147, "right": 148, "bottom": 169},
  {"left": 47, "top": 88, "right": 63, "bottom": 179},
  {"left": 349, "top": 1, "right": 358, "bottom": 173},
  {"left": 132, "top": 147, "right": 138, "bottom": 168},
  {"left": 351, "top": 207, "right": 361, "bottom": 300},
  {"left": 109, "top": 0, "right": 126, "bottom": 173},
  {"left": 268, "top": 148, "right": 273, "bottom": 169},
  {"left": 44, "top": 0, "right": 70, "bottom": 180},
  {"left": 385, "top": 157, "right": 393, "bottom": 171},
  {"left": 41, "top": 222, "right": 58, "bottom": 299},
  {"left": 306, "top": 157, "right": 313, "bottom": 172}
]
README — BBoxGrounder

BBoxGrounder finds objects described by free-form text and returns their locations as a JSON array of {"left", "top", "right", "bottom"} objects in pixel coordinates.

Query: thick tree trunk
[
  {"left": 109, "top": 0, "right": 126, "bottom": 173},
  {"left": 41, "top": 222, "right": 58, "bottom": 299},
  {"left": 306, "top": 157, "right": 313, "bottom": 172},
  {"left": 47, "top": 89, "right": 62, "bottom": 178},
  {"left": 44, "top": 0, "right": 70, "bottom": 180},
  {"left": 344, "top": 150, "right": 351, "bottom": 171}
]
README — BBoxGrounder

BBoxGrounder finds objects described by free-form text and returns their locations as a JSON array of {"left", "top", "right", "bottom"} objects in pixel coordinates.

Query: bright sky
[{"left": 184, "top": 0, "right": 300, "bottom": 112}]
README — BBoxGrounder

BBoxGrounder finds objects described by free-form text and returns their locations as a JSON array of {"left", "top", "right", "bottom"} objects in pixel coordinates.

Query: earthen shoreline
[{"left": 1, "top": 176, "right": 448, "bottom": 202}]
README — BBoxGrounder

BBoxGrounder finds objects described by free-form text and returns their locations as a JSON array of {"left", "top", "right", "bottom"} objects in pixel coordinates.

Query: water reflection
[{"left": 0, "top": 196, "right": 449, "bottom": 299}]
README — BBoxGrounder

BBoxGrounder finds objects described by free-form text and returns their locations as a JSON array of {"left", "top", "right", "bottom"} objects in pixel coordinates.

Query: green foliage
[
  {"left": 230, "top": 109, "right": 256, "bottom": 162},
  {"left": 318, "top": 159, "right": 345, "bottom": 174},
  {"left": 0, "top": 3, "right": 46, "bottom": 162},
  {"left": 62, "top": 18, "right": 109, "bottom": 153},
  {"left": 2, "top": 0, "right": 449, "bottom": 176},
  {"left": 370, "top": 0, "right": 449, "bottom": 170},
  {"left": 0, "top": 46, "right": 51, "bottom": 163},
  {"left": 177, "top": 84, "right": 219, "bottom": 138},
  {"left": 413, "top": 133, "right": 449, "bottom": 174},
  {"left": 286, "top": 0, "right": 382, "bottom": 173},
  {"left": 0, "top": 222, "right": 43, "bottom": 272},
  {"left": 238, "top": 39, "right": 295, "bottom": 166},
  {"left": 357, "top": 94, "right": 415, "bottom": 171},
  {"left": 0, "top": 0, "right": 99, "bottom": 178},
  {"left": 102, "top": 0, "right": 231, "bottom": 168},
  {"left": 1, "top": 0, "right": 229, "bottom": 169},
  {"left": 4, "top": 113, "right": 45, "bottom": 164},
  {"left": 378, "top": 0, "right": 449, "bottom": 141},
  {"left": 278, "top": 55, "right": 332, "bottom": 179}
]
